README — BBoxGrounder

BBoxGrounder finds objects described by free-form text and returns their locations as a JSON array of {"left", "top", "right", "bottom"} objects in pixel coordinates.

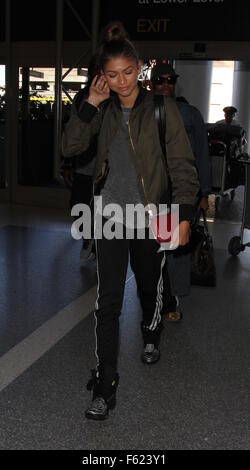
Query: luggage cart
[
  {"left": 208, "top": 124, "right": 246, "bottom": 210},
  {"left": 228, "top": 157, "right": 250, "bottom": 256},
  {"left": 209, "top": 139, "right": 235, "bottom": 210}
]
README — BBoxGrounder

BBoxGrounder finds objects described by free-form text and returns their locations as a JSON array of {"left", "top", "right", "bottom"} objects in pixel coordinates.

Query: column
[
  {"left": 232, "top": 61, "right": 250, "bottom": 153},
  {"left": 174, "top": 60, "right": 213, "bottom": 122}
]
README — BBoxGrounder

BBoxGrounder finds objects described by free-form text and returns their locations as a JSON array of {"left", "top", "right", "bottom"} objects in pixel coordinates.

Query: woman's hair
[
  {"left": 87, "top": 53, "right": 101, "bottom": 83},
  {"left": 99, "top": 21, "right": 128, "bottom": 43},
  {"left": 98, "top": 21, "right": 139, "bottom": 69}
]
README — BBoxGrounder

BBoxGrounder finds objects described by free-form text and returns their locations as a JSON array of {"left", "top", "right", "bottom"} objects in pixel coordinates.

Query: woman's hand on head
[{"left": 88, "top": 75, "right": 110, "bottom": 107}]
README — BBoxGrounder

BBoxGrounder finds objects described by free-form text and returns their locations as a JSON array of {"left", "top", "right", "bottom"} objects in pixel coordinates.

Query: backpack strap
[
  {"left": 154, "top": 94, "right": 167, "bottom": 160},
  {"left": 154, "top": 94, "right": 172, "bottom": 200}
]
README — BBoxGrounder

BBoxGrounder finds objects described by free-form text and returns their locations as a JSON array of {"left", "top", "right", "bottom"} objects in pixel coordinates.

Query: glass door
[
  {"left": 0, "top": 64, "right": 8, "bottom": 202},
  {"left": 12, "top": 65, "right": 87, "bottom": 208}
]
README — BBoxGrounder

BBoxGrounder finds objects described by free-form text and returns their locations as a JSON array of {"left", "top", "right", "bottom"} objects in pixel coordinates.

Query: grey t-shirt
[{"left": 100, "top": 108, "right": 144, "bottom": 227}]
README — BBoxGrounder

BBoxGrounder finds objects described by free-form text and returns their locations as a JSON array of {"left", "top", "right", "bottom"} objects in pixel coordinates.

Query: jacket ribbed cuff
[
  {"left": 179, "top": 204, "right": 195, "bottom": 223},
  {"left": 78, "top": 101, "right": 98, "bottom": 122}
]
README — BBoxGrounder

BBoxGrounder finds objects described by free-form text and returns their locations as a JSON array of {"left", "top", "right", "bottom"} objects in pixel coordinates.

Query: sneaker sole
[
  {"left": 141, "top": 352, "right": 161, "bottom": 365},
  {"left": 85, "top": 411, "right": 109, "bottom": 421},
  {"left": 85, "top": 397, "right": 116, "bottom": 420}
]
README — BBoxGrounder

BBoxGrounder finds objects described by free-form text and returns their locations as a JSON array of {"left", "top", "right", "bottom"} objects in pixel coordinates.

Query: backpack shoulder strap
[{"left": 154, "top": 94, "right": 168, "bottom": 173}]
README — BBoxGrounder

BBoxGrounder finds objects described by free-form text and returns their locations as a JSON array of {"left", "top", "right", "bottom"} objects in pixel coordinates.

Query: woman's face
[{"left": 103, "top": 56, "right": 140, "bottom": 98}]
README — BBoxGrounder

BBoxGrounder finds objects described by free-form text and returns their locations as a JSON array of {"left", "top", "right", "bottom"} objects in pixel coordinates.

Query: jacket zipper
[{"left": 127, "top": 120, "right": 150, "bottom": 211}]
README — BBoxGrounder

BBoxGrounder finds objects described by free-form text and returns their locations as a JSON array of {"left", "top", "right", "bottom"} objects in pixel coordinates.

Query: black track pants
[{"left": 94, "top": 229, "right": 166, "bottom": 374}]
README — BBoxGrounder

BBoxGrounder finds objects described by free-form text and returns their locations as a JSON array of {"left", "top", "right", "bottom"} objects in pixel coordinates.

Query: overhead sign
[
  {"left": 7, "top": 0, "right": 250, "bottom": 42},
  {"left": 99, "top": 0, "right": 250, "bottom": 41}
]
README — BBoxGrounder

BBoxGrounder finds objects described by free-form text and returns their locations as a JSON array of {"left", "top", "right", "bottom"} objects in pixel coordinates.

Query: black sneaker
[
  {"left": 140, "top": 322, "right": 163, "bottom": 365},
  {"left": 85, "top": 395, "right": 116, "bottom": 421},
  {"left": 85, "top": 369, "right": 119, "bottom": 421},
  {"left": 141, "top": 343, "right": 160, "bottom": 364}
]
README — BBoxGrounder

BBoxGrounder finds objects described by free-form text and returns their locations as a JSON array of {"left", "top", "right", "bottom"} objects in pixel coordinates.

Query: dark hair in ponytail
[{"left": 98, "top": 21, "right": 139, "bottom": 69}]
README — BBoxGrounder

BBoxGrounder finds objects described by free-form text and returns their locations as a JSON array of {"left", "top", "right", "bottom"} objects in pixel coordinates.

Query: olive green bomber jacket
[{"left": 62, "top": 86, "right": 200, "bottom": 222}]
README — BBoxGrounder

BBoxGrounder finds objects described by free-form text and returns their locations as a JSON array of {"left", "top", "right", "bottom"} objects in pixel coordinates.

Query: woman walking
[{"left": 62, "top": 23, "right": 199, "bottom": 421}]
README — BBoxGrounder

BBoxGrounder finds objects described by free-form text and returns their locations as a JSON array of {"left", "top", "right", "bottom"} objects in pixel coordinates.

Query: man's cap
[
  {"left": 151, "top": 63, "right": 179, "bottom": 80},
  {"left": 223, "top": 106, "right": 237, "bottom": 114}
]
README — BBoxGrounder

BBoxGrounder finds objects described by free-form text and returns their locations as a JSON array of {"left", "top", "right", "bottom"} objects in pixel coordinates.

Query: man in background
[
  {"left": 151, "top": 62, "right": 211, "bottom": 321},
  {"left": 216, "top": 106, "right": 241, "bottom": 126}
]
